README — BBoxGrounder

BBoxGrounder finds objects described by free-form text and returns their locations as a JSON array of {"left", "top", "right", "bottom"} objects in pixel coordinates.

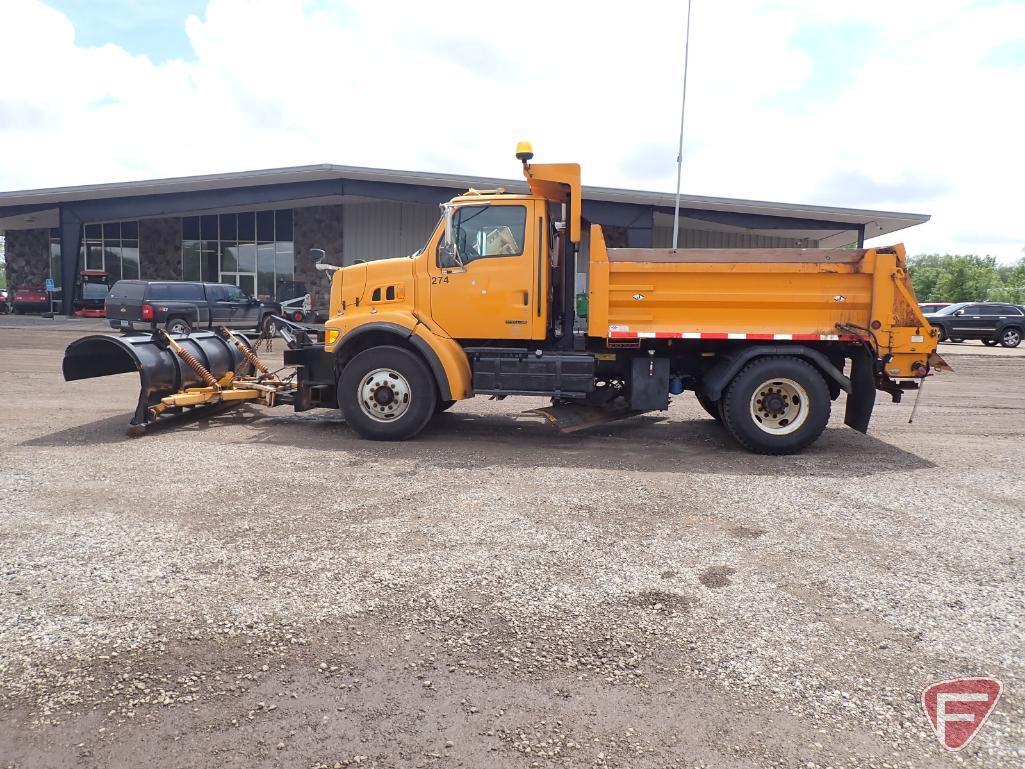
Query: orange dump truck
[{"left": 63, "top": 145, "right": 946, "bottom": 454}]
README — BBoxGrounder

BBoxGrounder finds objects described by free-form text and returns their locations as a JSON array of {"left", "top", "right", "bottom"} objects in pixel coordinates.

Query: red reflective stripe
[{"left": 606, "top": 330, "right": 864, "bottom": 342}]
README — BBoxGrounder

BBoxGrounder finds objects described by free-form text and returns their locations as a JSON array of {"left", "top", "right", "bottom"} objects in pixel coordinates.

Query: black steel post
[{"left": 58, "top": 206, "right": 83, "bottom": 317}]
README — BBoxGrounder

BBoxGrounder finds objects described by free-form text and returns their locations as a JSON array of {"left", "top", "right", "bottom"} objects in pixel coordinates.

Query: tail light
[{"left": 141, "top": 304, "right": 155, "bottom": 320}]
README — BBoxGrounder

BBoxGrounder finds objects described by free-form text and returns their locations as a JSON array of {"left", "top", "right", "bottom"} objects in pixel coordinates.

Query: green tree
[
  {"left": 907, "top": 253, "right": 1005, "bottom": 303},
  {"left": 989, "top": 256, "right": 1025, "bottom": 303}
]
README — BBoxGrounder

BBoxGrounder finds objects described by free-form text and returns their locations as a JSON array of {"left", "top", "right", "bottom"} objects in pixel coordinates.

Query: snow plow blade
[{"left": 62, "top": 331, "right": 257, "bottom": 433}]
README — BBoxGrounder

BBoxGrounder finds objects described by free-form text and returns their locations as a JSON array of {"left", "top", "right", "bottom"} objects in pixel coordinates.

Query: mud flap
[
  {"left": 526, "top": 401, "right": 645, "bottom": 433},
  {"left": 62, "top": 332, "right": 254, "bottom": 428},
  {"left": 843, "top": 348, "right": 876, "bottom": 434}
]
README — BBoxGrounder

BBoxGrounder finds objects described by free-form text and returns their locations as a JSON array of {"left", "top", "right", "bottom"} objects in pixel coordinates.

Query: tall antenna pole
[{"left": 672, "top": 0, "right": 693, "bottom": 250}]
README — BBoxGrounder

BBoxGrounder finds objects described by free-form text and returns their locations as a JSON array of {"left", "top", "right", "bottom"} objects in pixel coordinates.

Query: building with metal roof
[{"left": 0, "top": 163, "right": 929, "bottom": 315}]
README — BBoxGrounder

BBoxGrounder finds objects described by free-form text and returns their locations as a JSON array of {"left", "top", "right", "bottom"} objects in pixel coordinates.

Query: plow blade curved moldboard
[{"left": 62, "top": 332, "right": 255, "bottom": 431}]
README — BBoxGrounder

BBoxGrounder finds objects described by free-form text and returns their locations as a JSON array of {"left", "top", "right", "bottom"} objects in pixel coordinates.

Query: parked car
[
  {"left": 918, "top": 302, "right": 951, "bottom": 314},
  {"left": 0, "top": 288, "right": 9, "bottom": 314},
  {"left": 924, "top": 302, "right": 1024, "bottom": 347},
  {"left": 11, "top": 287, "right": 49, "bottom": 314},
  {"left": 105, "top": 280, "right": 282, "bottom": 335}
]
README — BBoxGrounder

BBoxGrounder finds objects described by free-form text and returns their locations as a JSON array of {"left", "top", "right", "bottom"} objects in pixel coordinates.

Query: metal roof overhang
[{"left": 0, "top": 163, "right": 929, "bottom": 242}]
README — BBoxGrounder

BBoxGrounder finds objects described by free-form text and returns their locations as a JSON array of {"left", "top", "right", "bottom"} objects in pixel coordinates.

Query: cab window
[{"left": 438, "top": 205, "right": 527, "bottom": 268}]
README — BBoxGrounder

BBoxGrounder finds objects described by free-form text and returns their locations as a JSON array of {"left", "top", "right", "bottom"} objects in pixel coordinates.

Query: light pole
[{"left": 672, "top": 0, "right": 694, "bottom": 250}]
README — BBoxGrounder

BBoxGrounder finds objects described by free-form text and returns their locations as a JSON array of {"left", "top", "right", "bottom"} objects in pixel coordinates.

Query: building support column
[{"left": 58, "top": 206, "right": 83, "bottom": 316}]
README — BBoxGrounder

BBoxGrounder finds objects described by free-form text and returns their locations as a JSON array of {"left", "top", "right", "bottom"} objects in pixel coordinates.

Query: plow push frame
[{"left": 62, "top": 324, "right": 302, "bottom": 436}]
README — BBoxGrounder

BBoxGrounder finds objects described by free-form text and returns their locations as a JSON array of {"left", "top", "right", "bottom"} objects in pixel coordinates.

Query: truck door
[
  {"left": 427, "top": 201, "right": 542, "bottom": 340},
  {"left": 207, "top": 284, "right": 234, "bottom": 325}
]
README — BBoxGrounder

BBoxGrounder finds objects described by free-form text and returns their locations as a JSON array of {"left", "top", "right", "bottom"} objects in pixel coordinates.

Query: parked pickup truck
[{"left": 106, "top": 280, "right": 281, "bottom": 335}]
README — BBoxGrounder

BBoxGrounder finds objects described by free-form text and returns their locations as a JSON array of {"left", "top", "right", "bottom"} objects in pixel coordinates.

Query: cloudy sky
[{"left": 2, "top": 0, "right": 1023, "bottom": 259}]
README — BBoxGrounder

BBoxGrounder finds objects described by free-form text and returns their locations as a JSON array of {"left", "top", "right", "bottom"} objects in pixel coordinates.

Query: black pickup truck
[{"left": 106, "top": 280, "right": 281, "bottom": 335}]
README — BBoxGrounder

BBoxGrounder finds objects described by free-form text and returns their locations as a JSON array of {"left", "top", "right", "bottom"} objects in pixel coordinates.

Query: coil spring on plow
[{"left": 62, "top": 326, "right": 298, "bottom": 435}]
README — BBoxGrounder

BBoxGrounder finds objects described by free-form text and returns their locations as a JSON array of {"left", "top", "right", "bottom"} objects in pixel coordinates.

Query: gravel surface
[{"left": 0, "top": 322, "right": 1022, "bottom": 768}]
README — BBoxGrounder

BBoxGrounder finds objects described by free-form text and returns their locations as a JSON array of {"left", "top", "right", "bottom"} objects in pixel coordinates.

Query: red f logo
[{"left": 922, "top": 678, "right": 1002, "bottom": 751}]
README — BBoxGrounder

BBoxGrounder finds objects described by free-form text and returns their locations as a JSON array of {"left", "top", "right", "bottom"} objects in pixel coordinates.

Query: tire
[
  {"left": 338, "top": 346, "right": 437, "bottom": 441},
  {"left": 950, "top": 338, "right": 964, "bottom": 343},
  {"left": 982, "top": 339, "right": 998, "bottom": 347},
  {"left": 435, "top": 399, "right": 456, "bottom": 413},
  {"left": 694, "top": 391, "right": 722, "bottom": 422},
  {"left": 292, "top": 310, "right": 306, "bottom": 323},
  {"left": 721, "top": 356, "right": 831, "bottom": 455},
  {"left": 261, "top": 314, "right": 276, "bottom": 337},
  {"left": 934, "top": 325, "right": 947, "bottom": 342},
  {"left": 1000, "top": 327, "right": 1022, "bottom": 348},
  {"left": 166, "top": 317, "right": 192, "bottom": 335}
]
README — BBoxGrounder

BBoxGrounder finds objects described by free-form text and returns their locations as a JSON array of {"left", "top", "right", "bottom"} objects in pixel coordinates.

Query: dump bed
[{"left": 587, "top": 225, "right": 941, "bottom": 378}]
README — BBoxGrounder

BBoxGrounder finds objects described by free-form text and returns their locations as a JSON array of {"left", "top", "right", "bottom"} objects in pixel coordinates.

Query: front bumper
[{"left": 283, "top": 344, "right": 336, "bottom": 411}]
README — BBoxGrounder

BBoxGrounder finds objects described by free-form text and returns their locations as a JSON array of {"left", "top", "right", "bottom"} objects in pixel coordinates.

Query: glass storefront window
[
  {"left": 181, "top": 209, "right": 294, "bottom": 299},
  {"left": 49, "top": 221, "right": 141, "bottom": 284},
  {"left": 182, "top": 241, "right": 201, "bottom": 281}
]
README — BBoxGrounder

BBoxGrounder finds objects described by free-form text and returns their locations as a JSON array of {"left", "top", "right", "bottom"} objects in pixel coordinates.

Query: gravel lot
[{"left": 0, "top": 319, "right": 1022, "bottom": 768}]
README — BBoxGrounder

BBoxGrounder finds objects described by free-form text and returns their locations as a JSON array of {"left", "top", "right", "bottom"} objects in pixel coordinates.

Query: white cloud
[{"left": 0, "top": 0, "right": 1022, "bottom": 260}]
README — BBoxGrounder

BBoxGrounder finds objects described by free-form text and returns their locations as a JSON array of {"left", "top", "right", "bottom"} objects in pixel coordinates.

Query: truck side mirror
[
  {"left": 440, "top": 203, "right": 465, "bottom": 271},
  {"left": 311, "top": 247, "right": 344, "bottom": 273}
]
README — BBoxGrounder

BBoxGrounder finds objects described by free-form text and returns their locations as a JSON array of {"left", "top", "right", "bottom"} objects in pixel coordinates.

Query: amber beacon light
[{"left": 515, "top": 141, "right": 534, "bottom": 162}]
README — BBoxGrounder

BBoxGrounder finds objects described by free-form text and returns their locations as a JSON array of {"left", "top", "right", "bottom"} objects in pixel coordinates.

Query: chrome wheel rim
[
  {"left": 169, "top": 321, "right": 189, "bottom": 335},
  {"left": 749, "top": 378, "right": 810, "bottom": 436},
  {"left": 358, "top": 368, "right": 411, "bottom": 422},
  {"left": 1004, "top": 329, "right": 1021, "bottom": 346}
]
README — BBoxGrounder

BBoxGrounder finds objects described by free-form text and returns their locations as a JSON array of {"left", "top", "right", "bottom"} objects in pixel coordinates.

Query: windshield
[
  {"left": 412, "top": 217, "right": 444, "bottom": 258},
  {"left": 82, "top": 283, "right": 110, "bottom": 300},
  {"left": 930, "top": 303, "right": 967, "bottom": 315}
]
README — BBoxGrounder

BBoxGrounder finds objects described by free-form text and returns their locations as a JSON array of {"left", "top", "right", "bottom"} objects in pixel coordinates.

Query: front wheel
[
  {"left": 721, "top": 356, "right": 831, "bottom": 455},
  {"left": 1000, "top": 327, "right": 1023, "bottom": 348},
  {"left": 338, "top": 346, "right": 437, "bottom": 441}
]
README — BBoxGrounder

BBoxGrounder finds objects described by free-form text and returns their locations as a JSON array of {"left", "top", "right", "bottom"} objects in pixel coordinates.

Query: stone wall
[
  {"left": 3, "top": 228, "right": 50, "bottom": 290},
  {"left": 294, "top": 205, "right": 343, "bottom": 310},
  {"left": 140, "top": 217, "right": 181, "bottom": 280}
]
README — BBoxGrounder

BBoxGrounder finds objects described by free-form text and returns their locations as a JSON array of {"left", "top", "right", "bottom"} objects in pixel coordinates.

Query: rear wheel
[
  {"left": 338, "top": 346, "right": 437, "bottom": 441},
  {"left": 935, "top": 326, "right": 947, "bottom": 342},
  {"left": 721, "top": 356, "right": 831, "bottom": 455},
  {"left": 694, "top": 391, "right": 722, "bottom": 422},
  {"left": 1000, "top": 327, "right": 1022, "bottom": 348},
  {"left": 261, "top": 314, "right": 276, "bottom": 337},
  {"left": 166, "top": 317, "right": 192, "bottom": 335},
  {"left": 950, "top": 338, "right": 964, "bottom": 343},
  {"left": 982, "top": 338, "right": 998, "bottom": 347}
]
